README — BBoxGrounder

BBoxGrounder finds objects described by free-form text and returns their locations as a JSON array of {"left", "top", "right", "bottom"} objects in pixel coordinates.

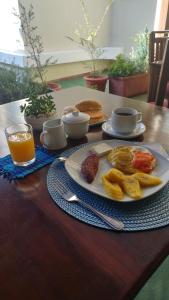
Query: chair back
[
  {"left": 149, "top": 31, "right": 169, "bottom": 63},
  {"left": 148, "top": 30, "right": 169, "bottom": 106},
  {"left": 155, "top": 38, "right": 169, "bottom": 106}
]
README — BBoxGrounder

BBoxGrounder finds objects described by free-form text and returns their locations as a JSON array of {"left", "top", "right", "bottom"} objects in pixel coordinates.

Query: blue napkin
[{"left": 0, "top": 146, "right": 57, "bottom": 180}]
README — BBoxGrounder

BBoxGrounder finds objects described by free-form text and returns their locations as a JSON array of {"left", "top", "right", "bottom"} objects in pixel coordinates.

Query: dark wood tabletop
[{"left": 1, "top": 86, "right": 169, "bottom": 300}]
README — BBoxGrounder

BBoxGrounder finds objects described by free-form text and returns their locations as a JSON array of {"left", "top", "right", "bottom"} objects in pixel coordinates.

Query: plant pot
[
  {"left": 84, "top": 75, "right": 108, "bottom": 92},
  {"left": 109, "top": 73, "right": 149, "bottom": 98},
  {"left": 24, "top": 112, "right": 57, "bottom": 131},
  {"left": 47, "top": 82, "right": 61, "bottom": 91}
]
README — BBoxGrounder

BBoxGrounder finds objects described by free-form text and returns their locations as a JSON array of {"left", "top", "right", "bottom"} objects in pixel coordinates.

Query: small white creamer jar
[
  {"left": 62, "top": 111, "right": 90, "bottom": 139},
  {"left": 40, "top": 118, "right": 67, "bottom": 150}
]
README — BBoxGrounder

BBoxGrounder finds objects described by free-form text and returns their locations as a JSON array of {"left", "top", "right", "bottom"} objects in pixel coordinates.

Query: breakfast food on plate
[
  {"left": 107, "top": 146, "right": 156, "bottom": 174},
  {"left": 102, "top": 167, "right": 162, "bottom": 200},
  {"left": 107, "top": 146, "right": 137, "bottom": 174},
  {"left": 80, "top": 143, "right": 162, "bottom": 200},
  {"left": 132, "top": 151, "right": 156, "bottom": 173},
  {"left": 121, "top": 176, "right": 142, "bottom": 199},
  {"left": 102, "top": 176, "right": 124, "bottom": 200},
  {"left": 90, "top": 143, "right": 112, "bottom": 157},
  {"left": 80, "top": 143, "right": 112, "bottom": 183},
  {"left": 75, "top": 100, "right": 106, "bottom": 125},
  {"left": 81, "top": 153, "right": 99, "bottom": 183},
  {"left": 104, "top": 168, "right": 125, "bottom": 183},
  {"left": 133, "top": 173, "right": 162, "bottom": 187}
]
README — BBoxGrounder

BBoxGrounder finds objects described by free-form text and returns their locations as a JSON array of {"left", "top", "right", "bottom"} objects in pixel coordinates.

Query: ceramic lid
[{"left": 62, "top": 111, "right": 90, "bottom": 124}]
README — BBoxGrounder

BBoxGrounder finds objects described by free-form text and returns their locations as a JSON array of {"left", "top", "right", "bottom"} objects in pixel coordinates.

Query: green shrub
[
  {"left": 130, "top": 27, "right": 149, "bottom": 73},
  {"left": 0, "top": 64, "right": 49, "bottom": 104},
  {"left": 0, "top": 65, "right": 21, "bottom": 103},
  {"left": 109, "top": 28, "right": 149, "bottom": 78},
  {"left": 109, "top": 54, "right": 138, "bottom": 77},
  {"left": 20, "top": 88, "right": 56, "bottom": 117}
]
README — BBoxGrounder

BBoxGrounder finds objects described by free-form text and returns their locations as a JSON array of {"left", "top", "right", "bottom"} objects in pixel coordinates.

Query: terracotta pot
[
  {"left": 84, "top": 75, "right": 108, "bottom": 92},
  {"left": 24, "top": 112, "right": 57, "bottom": 131},
  {"left": 109, "top": 73, "right": 149, "bottom": 97},
  {"left": 47, "top": 82, "right": 61, "bottom": 91}
]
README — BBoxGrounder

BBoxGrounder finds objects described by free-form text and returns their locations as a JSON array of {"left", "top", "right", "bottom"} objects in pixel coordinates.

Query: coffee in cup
[
  {"left": 40, "top": 119, "right": 67, "bottom": 150},
  {"left": 112, "top": 107, "right": 142, "bottom": 134}
]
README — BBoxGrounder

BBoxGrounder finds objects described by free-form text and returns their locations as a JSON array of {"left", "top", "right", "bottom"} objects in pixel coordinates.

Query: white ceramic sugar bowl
[{"left": 62, "top": 111, "right": 90, "bottom": 139}]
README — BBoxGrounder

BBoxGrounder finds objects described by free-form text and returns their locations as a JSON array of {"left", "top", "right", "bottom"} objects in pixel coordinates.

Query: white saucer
[{"left": 102, "top": 119, "right": 146, "bottom": 139}]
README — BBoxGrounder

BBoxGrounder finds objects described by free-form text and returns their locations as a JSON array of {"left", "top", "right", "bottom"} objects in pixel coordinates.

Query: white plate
[
  {"left": 65, "top": 140, "right": 169, "bottom": 203},
  {"left": 102, "top": 119, "right": 146, "bottom": 139}
]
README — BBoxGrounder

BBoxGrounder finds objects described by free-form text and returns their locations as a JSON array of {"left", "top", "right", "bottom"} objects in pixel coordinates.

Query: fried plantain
[
  {"left": 105, "top": 168, "right": 125, "bottom": 183},
  {"left": 102, "top": 175, "right": 124, "bottom": 200},
  {"left": 121, "top": 176, "right": 142, "bottom": 199},
  {"left": 133, "top": 172, "right": 162, "bottom": 187}
]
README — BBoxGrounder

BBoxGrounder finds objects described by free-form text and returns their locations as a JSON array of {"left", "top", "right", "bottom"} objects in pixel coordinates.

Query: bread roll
[
  {"left": 75, "top": 100, "right": 102, "bottom": 112},
  {"left": 75, "top": 100, "right": 106, "bottom": 124},
  {"left": 84, "top": 111, "right": 104, "bottom": 119}
]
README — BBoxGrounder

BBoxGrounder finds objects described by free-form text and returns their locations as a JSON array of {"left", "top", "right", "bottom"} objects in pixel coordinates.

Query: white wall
[
  {"left": 20, "top": 0, "right": 157, "bottom": 54},
  {"left": 17, "top": 0, "right": 157, "bottom": 80},
  {"left": 20, "top": 0, "right": 113, "bottom": 51},
  {"left": 111, "top": 0, "right": 157, "bottom": 53}
]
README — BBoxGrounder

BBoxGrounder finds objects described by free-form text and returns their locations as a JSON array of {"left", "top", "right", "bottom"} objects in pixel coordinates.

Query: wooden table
[{"left": 1, "top": 86, "right": 169, "bottom": 300}]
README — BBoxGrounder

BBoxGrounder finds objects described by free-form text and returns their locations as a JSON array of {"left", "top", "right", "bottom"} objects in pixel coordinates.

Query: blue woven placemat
[
  {"left": 0, "top": 146, "right": 57, "bottom": 180},
  {"left": 47, "top": 143, "right": 169, "bottom": 231}
]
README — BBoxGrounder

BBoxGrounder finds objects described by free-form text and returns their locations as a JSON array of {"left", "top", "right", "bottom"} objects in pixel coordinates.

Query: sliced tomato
[{"left": 132, "top": 151, "right": 156, "bottom": 173}]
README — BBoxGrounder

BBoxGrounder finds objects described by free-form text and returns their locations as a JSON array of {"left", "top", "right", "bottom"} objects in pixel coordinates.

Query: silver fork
[{"left": 56, "top": 180, "right": 124, "bottom": 231}]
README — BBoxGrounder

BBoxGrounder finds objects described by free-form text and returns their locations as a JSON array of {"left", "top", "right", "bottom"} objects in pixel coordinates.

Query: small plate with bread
[
  {"left": 75, "top": 100, "right": 107, "bottom": 126},
  {"left": 65, "top": 140, "right": 169, "bottom": 203}
]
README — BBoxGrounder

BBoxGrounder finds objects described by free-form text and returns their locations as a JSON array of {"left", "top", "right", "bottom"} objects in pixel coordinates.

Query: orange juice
[{"left": 7, "top": 131, "right": 35, "bottom": 163}]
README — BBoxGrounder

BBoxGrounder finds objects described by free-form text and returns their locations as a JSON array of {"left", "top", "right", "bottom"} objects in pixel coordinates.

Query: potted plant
[
  {"left": 47, "top": 82, "right": 61, "bottom": 92},
  {"left": 14, "top": 3, "right": 57, "bottom": 130},
  {"left": 67, "top": 0, "right": 113, "bottom": 91},
  {"left": 109, "top": 28, "right": 149, "bottom": 97},
  {"left": 20, "top": 89, "right": 56, "bottom": 131}
]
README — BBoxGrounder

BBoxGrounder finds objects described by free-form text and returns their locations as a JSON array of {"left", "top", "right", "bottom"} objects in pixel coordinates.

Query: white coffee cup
[
  {"left": 112, "top": 107, "right": 142, "bottom": 134},
  {"left": 40, "top": 119, "right": 67, "bottom": 150}
]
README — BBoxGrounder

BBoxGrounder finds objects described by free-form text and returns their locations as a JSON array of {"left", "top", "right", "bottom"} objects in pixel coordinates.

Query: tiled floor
[
  {"left": 58, "top": 76, "right": 85, "bottom": 89},
  {"left": 135, "top": 256, "right": 169, "bottom": 300},
  {"left": 58, "top": 76, "right": 148, "bottom": 102}
]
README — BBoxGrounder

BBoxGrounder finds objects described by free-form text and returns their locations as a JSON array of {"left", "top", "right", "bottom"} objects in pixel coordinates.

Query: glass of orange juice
[{"left": 5, "top": 123, "right": 35, "bottom": 166}]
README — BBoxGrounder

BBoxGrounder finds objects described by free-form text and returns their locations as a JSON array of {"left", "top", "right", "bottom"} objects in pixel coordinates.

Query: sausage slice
[{"left": 81, "top": 154, "right": 99, "bottom": 183}]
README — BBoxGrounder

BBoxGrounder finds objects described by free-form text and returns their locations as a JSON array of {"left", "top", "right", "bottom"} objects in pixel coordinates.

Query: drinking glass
[{"left": 5, "top": 123, "right": 35, "bottom": 166}]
